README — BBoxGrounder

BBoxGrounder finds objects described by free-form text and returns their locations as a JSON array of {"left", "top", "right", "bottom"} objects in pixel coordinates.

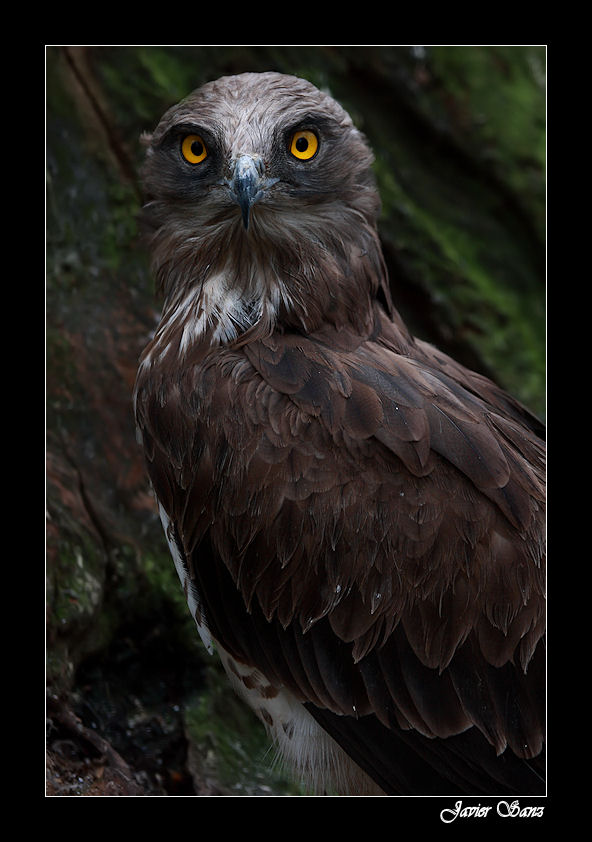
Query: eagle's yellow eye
[
  {"left": 290, "top": 130, "right": 319, "bottom": 161},
  {"left": 181, "top": 134, "right": 208, "bottom": 164}
]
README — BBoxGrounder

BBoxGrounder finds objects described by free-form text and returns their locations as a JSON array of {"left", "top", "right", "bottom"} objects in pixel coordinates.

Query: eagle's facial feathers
[{"left": 140, "top": 73, "right": 386, "bottom": 354}]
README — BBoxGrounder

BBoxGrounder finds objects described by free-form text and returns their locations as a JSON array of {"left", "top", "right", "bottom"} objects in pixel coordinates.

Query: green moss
[
  {"left": 46, "top": 531, "right": 110, "bottom": 690},
  {"left": 372, "top": 84, "right": 545, "bottom": 419},
  {"left": 430, "top": 46, "right": 545, "bottom": 163},
  {"left": 139, "top": 551, "right": 193, "bottom": 619},
  {"left": 48, "top": 537, "right": 104, "bottom": 631},
  {"left": 427, "top": 45, "right": 546, "bottom": 235},
  {"left": 100, "top": 180, "right": 140, "bottom": 271}
]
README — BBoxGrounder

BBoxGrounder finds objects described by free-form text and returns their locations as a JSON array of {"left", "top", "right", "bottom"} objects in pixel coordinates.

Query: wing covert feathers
[{"left": 135, "top": 310, "right": 545, "bottom": 794}]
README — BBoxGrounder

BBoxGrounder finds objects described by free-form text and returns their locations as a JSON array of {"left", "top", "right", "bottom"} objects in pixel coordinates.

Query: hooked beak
[{"left": 227, "top": 155, "right": 275, "bottom": 230}]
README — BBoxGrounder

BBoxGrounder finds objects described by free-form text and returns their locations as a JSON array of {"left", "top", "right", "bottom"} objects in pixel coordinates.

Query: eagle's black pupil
[
  {"left": 295, "top": 136, "right": 309, "bottom": 152},
  {"left": 191, "top": 140, "right": 204, "bottom": 157}
]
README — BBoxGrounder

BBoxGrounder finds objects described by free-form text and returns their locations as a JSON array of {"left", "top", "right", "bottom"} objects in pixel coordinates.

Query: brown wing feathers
[{"left": 136, "top": 314, "right": 545, "bottom": 793}]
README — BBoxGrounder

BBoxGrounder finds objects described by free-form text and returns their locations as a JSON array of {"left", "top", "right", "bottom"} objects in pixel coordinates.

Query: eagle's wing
[{"left": 135, "top": 325, "right": 545, "bottom": 795}]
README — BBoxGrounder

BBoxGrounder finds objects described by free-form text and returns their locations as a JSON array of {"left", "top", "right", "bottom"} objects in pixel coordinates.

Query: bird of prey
[{"left": 133, "top": 71, "right": 545, "bottom": 796}]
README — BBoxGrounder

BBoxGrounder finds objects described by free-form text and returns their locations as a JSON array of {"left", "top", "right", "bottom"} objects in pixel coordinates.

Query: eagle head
[{"left": 140, "top": 72, "right": 388, "bottom": 344}]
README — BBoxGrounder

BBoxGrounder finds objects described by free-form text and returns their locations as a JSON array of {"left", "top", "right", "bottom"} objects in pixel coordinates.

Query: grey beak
[
  {"left": 228, "top": 155, "right": 277, "bottom": 230},
  {"left": 230, "top": 155, "right": 263, "bottom": 229}
]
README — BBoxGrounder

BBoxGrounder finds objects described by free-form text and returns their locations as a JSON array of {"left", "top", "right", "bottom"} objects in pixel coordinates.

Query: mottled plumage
[{"left": 134, "top": 72, "right": 545, "bottom": 796}]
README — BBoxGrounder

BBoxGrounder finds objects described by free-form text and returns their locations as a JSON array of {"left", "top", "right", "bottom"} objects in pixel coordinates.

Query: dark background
[{"left": 45, "top": 44, "right": 545, "bottom": 797}]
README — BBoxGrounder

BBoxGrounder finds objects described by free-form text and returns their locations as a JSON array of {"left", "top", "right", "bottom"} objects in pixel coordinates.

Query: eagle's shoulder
[{"left": 243, "top": 316, "right": 545, "bottom": 527}]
